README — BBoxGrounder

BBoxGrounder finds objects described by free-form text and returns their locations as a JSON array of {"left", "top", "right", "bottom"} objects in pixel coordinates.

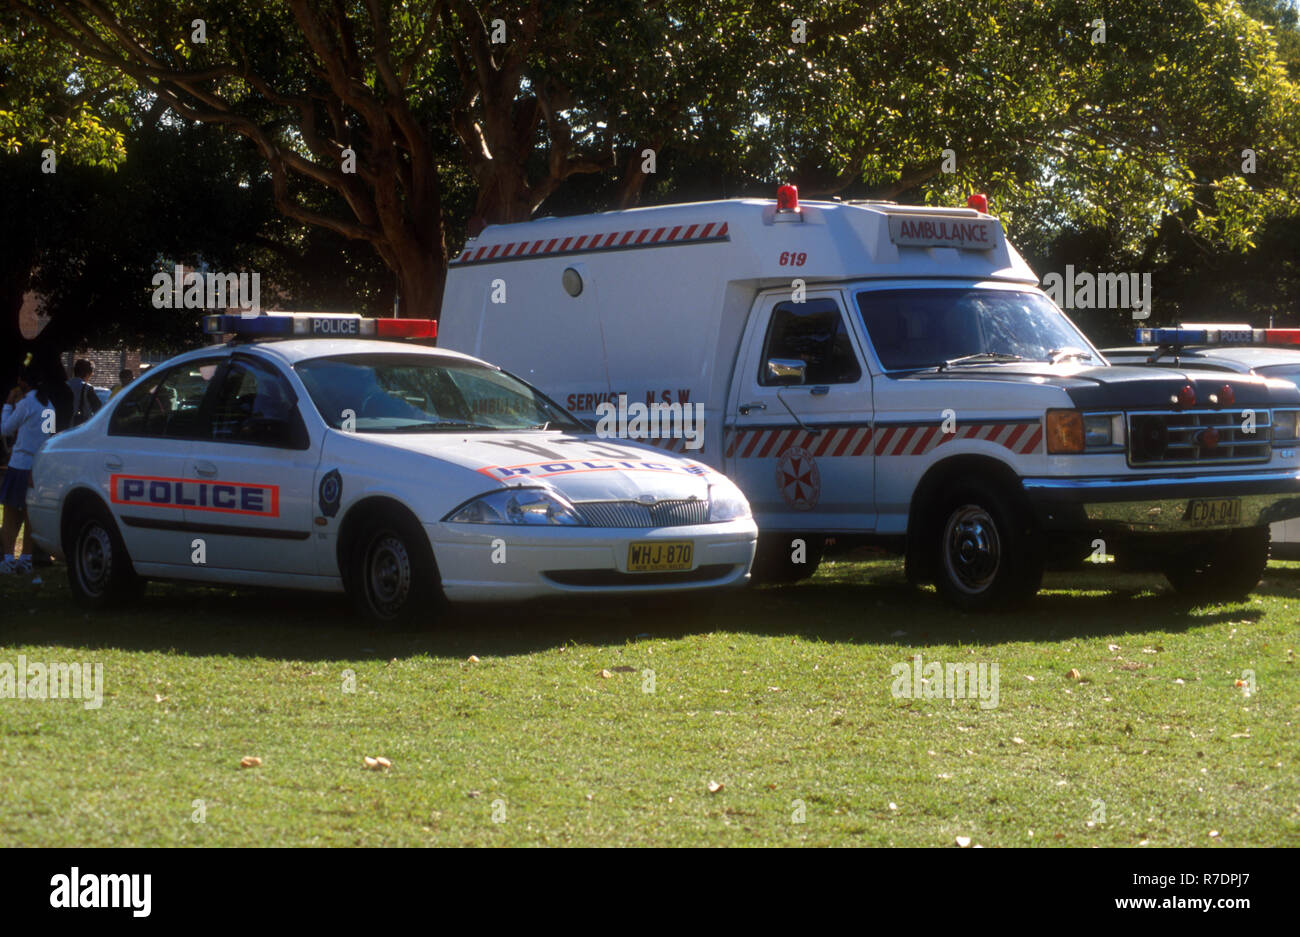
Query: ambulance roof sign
[{"left": 887, "top": 214, "right": 998, "bottom": 251}]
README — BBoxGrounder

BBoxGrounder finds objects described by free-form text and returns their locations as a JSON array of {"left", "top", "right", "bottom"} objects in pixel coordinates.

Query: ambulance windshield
[
  {"left": 295, "top": 353, "right": 584, "bottom": 433},
  {"left": 856, "top": 288, "right": 1095, "bottom": 372}
]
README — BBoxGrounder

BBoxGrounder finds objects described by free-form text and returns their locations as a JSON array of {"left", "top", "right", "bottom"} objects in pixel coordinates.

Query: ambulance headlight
[
  {"left": 445, "top": 488, "right": 586, "bottom": 526},
  {"left": 707, "top": 478, "right": 752, "bottom": 522}
]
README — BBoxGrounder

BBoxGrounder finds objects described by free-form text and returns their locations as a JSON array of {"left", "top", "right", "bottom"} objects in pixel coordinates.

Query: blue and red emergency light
[
  {"left": 1135, "top": 324, "right": 1300, "bottom": 346},
  {"left": 203, "top": 312, "right": 437, "bottom": 341}
]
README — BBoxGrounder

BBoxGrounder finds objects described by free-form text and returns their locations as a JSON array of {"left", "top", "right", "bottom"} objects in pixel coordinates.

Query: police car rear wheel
[
  {"left": 66, "top": 504, "right": 142, "bottom": 607},
  {"left": 347, "top": 514, "right": 440, "bottom": 625},
  {"left": 933, "top": 481, "right": 1042, "bottom": 611}
]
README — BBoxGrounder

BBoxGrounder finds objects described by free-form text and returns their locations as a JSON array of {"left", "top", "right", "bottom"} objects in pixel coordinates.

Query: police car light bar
[
  {"left": 203, "top": 313, "right": 437, "bottom": 341},
  {"left": 1134, "top": 325, "right": 1300, "bottom": 346}
]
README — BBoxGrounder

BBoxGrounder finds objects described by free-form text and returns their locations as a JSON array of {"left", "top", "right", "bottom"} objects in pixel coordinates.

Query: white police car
[
  {"left": 1104, "top": 324, "right": 1300, "bottom": 556},
  {"left": 25, "top": 313, "right": 757, "bottom": 622}
]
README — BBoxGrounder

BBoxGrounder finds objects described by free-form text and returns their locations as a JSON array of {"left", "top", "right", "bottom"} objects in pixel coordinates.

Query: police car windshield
[
  {"left": 856, "top": 288, "right": 1094, "bottom": 372},
  {"left": 294, "top": 353, "right": 584, "bottom": 433}
]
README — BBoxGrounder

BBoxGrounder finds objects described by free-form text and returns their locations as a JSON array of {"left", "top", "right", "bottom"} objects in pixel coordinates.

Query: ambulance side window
[
  {"left": 108, "top": 359, "right": 221, "bottom": 438},
  {"left": 759, "top": 299, "right": 862, "bottom": 385},
  {"left": 207, "top": 359, "right": 307, "bottom": 449}
]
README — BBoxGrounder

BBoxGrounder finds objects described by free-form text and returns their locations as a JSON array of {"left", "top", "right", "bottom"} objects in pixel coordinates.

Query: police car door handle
[
  {"left": 739, "top": 401, "right": 767, "bottom": 415},
  {"left": 194, "top": 460, "right": 218, "bottom": 477},
  {"left": 104, "top": 456, "right": 122, "bottom": 470}
]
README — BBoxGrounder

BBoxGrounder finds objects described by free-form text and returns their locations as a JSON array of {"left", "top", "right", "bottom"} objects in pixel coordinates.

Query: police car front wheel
[
  {"left": 345, "top": 513, "right": 441, "bottom": 625},
  {"left": 933, "top": 481, "right": 1043, "bottom": 611}
]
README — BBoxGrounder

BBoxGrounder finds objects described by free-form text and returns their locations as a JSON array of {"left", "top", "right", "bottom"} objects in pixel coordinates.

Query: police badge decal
[
  {"left": 775, "top": 446, "right": 820, "bottom": 511},
  {"left": 318, "top": 469, "right": 343, "bottom": 517}
]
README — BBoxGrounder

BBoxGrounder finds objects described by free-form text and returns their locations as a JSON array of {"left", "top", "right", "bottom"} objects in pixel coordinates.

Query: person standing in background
[
  {"left": 110, "top": 368, "right": 133, "bottom": 398},
  {"left": 67, "top": 358, "right": 102, "bottom": 427},
  {"left": 1, "top": 366, "right": 52, "bottom": 574}
]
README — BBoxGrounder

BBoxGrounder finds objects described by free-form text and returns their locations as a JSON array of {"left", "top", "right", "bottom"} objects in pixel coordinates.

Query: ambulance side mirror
[{"left": 766, "top": 358, "right": 807, "bottom": 387}]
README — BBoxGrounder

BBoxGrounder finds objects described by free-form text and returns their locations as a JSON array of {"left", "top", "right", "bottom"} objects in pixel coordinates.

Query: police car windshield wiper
[
  {"left": 937, "top": 352, "right": 1024, "bottom": 371},
  {"left": 383, "top": 420, "right": 498, "bottom": 432}
]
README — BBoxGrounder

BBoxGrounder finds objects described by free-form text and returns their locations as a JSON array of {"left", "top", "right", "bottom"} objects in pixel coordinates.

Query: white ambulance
[{"left": 439, "top": 189, "right": 1300, "bottom": 609}]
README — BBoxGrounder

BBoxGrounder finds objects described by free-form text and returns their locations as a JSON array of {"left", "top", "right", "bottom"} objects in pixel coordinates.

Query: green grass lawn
[{"left": 1, "top": 536, "right": 1297, "bottom": 846}]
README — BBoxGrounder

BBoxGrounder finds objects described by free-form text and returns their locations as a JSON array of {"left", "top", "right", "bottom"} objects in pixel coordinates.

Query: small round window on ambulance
[{"left": 562, "top": 267, "right": 583, "bottom": 297}]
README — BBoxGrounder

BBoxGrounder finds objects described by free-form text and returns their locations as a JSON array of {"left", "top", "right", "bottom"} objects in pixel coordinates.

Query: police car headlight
[
  {"left": 707, "top": 479, "right": 752, "bottom": 522},
  {"left": 445, "top": 488, "right": 586, "bottom": 526}
]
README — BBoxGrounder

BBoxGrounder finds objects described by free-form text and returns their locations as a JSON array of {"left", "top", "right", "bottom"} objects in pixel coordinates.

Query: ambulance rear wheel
[
  {"left": 345, "top": 510, "right": 442, "bottom": 627},
  {"left": 1162, "top": 528, "right": 1269, "bottom": 600},
  {"left": 932, "top": 480, "right": 1042, "bottom": 611},
  {"left": 750, "top": 534, "right": 824, "bottom": 583},
  {"left": 65, "top": 501, "right": 144, "bottom": 607}
]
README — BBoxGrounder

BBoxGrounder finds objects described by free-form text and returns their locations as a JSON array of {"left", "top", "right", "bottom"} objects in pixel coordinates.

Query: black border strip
[
  {"left": 121, "top": 515, "right": 311, "bottom": 540},
  {"left": 449, "top": 233, "right": 731, "bottom": 266}
]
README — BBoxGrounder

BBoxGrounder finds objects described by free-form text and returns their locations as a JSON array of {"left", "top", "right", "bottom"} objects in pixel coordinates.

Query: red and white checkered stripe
[
  {"left": 451, "top": 221, "right": 729, "bottom": 266},
  {"left": 723, "top": 422, "right": 1041, "bottom": 459}
]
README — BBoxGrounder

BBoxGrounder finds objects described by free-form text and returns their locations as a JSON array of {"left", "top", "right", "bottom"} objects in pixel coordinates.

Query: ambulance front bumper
[
  {"left": 1022, "top": 468, "right": 1300, "bottom": 533},
  {"left": 427, "top": 519, "right": 757, "bottom": 601}
]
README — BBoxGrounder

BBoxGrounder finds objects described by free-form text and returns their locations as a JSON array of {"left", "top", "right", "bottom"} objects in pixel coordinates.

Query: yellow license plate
[
  {"left": 627, "top": 541, "right": 694, "bottom": 572},
  {"left": 1186, "top": 498, "right": 1242, "bottom": 527}
]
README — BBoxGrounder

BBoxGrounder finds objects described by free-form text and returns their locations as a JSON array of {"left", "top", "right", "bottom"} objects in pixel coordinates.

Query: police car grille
[
  {"left": 575, "top": 499, "right": 709, "bottom": 528},
  {"left": 1127, "top": 409, "right": 1272, "bottom": 466}
]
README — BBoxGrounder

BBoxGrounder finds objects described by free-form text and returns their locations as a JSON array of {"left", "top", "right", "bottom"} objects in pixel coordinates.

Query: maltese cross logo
[{"left": 775, "top": 445, "right": 820, "bottom": 511}]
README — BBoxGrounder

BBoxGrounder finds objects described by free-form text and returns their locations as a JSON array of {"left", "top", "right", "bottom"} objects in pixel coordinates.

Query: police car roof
[
  {"left": 1103, "top": 345, "right": 1300, "bottom": 368},
  {"left": 175, "top": 338, "right": 487, "bottom": 368}
]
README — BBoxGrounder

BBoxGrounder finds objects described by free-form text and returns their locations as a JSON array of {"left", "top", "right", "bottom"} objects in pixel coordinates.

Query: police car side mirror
[{"left": 766, "top": 358, "right": 807, "bottom": 387}]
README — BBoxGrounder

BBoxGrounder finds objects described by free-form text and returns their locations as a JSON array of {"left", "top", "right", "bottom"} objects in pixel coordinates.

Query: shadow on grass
[{"left": 1, "top": 555, "right": 1285, "bottom": 662}]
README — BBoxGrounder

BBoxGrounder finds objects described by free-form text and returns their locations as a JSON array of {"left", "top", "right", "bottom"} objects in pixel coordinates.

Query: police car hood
[
  {"left": 912, "top": 362, "right": 1300, "bottom": 409},
  {"left": 363, "top": 432, "right": 715, "bottom": 502}
]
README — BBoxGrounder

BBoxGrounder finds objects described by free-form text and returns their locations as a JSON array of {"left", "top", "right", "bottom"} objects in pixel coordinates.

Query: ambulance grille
[
  {"left": 1127, "top": 409, "right": 1272, "bottom": 467},
  {"left": 575, "top": 499, "right": 709, "bottom": 528}
]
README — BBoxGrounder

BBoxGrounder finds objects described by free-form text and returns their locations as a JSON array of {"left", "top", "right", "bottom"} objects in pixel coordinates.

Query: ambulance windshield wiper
[{"left": 937, "top": 352, "right": 1024, "bottom": 371}]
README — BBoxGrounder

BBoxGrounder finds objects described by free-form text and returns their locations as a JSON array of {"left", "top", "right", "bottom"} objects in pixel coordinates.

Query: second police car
[
  {"left": 1103, "top": 324, "right": 1300, "bottom": 555},
  {"left": 24, "top": 313, "right": 757, "bottom": 623}
]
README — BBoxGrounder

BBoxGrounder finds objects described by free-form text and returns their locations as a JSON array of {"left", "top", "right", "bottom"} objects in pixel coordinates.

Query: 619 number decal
[{"left": 779, "top": 251, "right": 807, "bottom": 266}]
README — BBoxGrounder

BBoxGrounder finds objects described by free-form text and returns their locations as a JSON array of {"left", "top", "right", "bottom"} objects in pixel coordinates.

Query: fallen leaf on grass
[
  {"left": 955, "top": 836, "right": 972, "bottom": 848},
  {"left": 467, "top": 655, "right": 480, "bottom": 663},
  {"left": 598, "top": 669, "right": 613, "bottom": 679},
  {"left": 610, "top": 666, "right": 635, "bottom": 673},
  {"left": 1066, "top": 668, "right": 1082, "bottom": 680},
  {"left": 153, "top": 694, "right": 168, "bottom": 703},
  {"left": 239, "top": 756, "right": 262, "bottom": 769},
  {"left": 363, "top": 756, "right": 393, "bottom": 770},
  {"left": 707, "top": 780, "right": 724, "bottom": 793}
]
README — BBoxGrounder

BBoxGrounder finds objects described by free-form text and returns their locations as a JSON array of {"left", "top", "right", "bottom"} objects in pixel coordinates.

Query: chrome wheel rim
[
  {"left": 942, "top": 504, "right": 1001, "bottom": 594},
  {"left": 366, "top": 533, "right": 411, "bottom": 617}
]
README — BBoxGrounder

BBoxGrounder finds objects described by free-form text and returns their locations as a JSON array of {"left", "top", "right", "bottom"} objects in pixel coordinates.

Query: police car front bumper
[
  {"left": 427, "top": 519, "right": 757, "bottom": 601},
  {"left": 1022, "top": 468, "right": 1300, "bottom": 533}
]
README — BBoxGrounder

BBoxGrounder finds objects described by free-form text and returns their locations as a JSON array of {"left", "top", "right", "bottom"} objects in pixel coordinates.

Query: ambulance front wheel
[
  {"left": 750, "top": 534, "right": 824, "bottom": 583},
  {"left": 932, "top": 480, "right": 1043, "bottom": 611}
]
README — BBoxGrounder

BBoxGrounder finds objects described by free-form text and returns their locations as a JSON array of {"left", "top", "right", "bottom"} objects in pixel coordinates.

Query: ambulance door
[
  {"left": 103, "top": 357, "right": 224, "bottom": 568},
  {"left": 724, "top": 292, "right": 876, "bottom": 531},
  {"left": 182, "top": 355, "right": 319, "bottom": 576}
]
